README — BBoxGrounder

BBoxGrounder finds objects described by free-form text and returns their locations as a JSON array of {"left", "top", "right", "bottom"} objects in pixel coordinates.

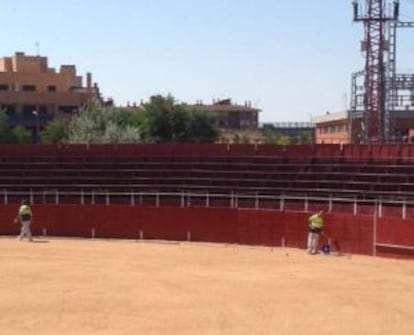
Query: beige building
[
  {"left": 188, "top": 98, "right": 261, "bottom": 143},
  {"left": 0, "top": 52, "right": 99, "bottom": 138},
  {"left": 189, "top": 98, "right": 260, "bottom": 130},
  {"left": 312, "top": 111, "right": 350, "bottom": 144}
]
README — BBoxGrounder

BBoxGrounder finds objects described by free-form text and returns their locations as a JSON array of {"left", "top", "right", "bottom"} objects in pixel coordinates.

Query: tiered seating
[{"left": 1, "top": 143, "right": 414, "bottom": 203}]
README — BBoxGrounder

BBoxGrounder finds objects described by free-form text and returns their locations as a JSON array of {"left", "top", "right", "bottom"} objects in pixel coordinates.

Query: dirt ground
[{"left": 0, "top": 237, "right": 413, "bottom": 335}]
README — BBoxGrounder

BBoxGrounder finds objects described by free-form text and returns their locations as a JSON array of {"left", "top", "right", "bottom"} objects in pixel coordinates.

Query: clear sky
[{"left": 2, "top": 0, "right": 414, "bottom": 123}]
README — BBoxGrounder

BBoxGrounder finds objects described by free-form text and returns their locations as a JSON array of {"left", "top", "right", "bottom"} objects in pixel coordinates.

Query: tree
[
  {"left": 67, "top": 100, "right": 141, "bottom": 143},
  {"left": 0, "top": 110, "right": 31, "bottom": 143},
  {"left": 141, "top": 95, "right": 218, "bottom": 143},
  {"left": 41, "top": 120, "right": 68, "bottom": 144},
  {"left": 12, "top": 126, "right": 31, "bottom": 143},
  {"left": 187, "top": 109, "right": 218, "bottom": 143},
  {"left": 0, "top": 110, "right": 13, "bottom": 143}
]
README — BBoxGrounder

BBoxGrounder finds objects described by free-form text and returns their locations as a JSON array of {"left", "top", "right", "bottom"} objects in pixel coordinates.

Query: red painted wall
[{"left": 2, "top": 204, "right": 406, "bottom": 258}]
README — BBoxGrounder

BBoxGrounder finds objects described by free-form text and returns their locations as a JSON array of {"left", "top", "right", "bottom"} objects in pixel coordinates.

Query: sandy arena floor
[{"left": 0, "top": 236, "right": 413, "bottom": 335}]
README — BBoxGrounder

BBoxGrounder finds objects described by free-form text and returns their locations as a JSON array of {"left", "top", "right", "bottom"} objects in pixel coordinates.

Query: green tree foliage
[
  {"left": 261, "top": 124, "right": 314, "bottom": 145},
  {"left": 141, "top": 95, "right": 218, "bottom": 143},
  {"left": 12, "top": 126, "right": 32, "bottom": 143},
  {"left": 67, "top": 100, "right": 141, "bottom": 143},
  {"left": 187, "top": 109, "right": 218, "bottom": 143},
  {"left": 41, "top": 120, "right": 68, "bottom": 144},
  {"left": 0, "top": 110, "right": 12, "bottom": 142},
  {"left": 1, "top": 95, "right": 219, "bottom": 144},
  {"left": 0, "top": 110, "right": 31, "bottom": 143}
]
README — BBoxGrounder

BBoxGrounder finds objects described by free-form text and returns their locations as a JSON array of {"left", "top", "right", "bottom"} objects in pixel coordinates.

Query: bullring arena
[{"left": 0, "top": 143, "right": 414, "bottom": 334}]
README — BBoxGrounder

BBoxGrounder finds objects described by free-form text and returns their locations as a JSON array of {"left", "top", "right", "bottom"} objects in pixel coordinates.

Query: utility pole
[{"left": 352, "top": 0, "right": 399, "bottom": 143}]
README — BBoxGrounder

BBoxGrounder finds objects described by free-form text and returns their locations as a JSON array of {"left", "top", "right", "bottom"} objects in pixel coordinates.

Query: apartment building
[
  {"left": 0, "top": 52, "right": 99, "bottom": 136},
  {"left": 189, "top": 98, "right": 260, "bottom": 130},
  {"left": 312, "top": 111, "right": 350, "bottom": 144}
]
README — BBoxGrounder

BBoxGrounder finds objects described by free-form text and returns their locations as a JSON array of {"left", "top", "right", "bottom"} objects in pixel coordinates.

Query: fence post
[
  {"left": 255, "top": 193, "right": 259, "bottom": 209},
  {"left": 280, "top": 194, "right": 285, "bottom": 211},
  {"left": 402, "top": 200, "right": 407, "bottom": 220},
  {"left": 131, "top": 192, "right": 135, "bottom": 206},
  {"left": 4, "top": 189, "right": 7, "bottom": 205},
  {"left": 92, "top": 190, "right": 95, "bottom": 205},
  {"left": 378, "top": 199, "right": 382, "bottom": 218},
  {"left": 206, "top": 193, "right": 209, "bottom": 208},
  {"left": 30, "top": 189, "right": 34, "bottom": 204},
  {"left": 304, "top": 196, "right": 309, "bottom": 212},
  {"left": 81, "top": 189, "right": 84, "bottom": 205},
  {"left": 156, "top": 193, "right": 160, "bottom": 208},
  {"left": 181, "top": 192, "right": 185, "bottom": 208},
  {"left": 55, "top": 190, "right": 59, "bottom": 205},
  {"left": 353, "top": 197, "right": 357, "bottom": 215},
  {"left": 106, "top": 190, "right": 110, "bottom": 206}
]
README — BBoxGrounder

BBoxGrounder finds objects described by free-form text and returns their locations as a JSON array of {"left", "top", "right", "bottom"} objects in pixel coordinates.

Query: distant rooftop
[
  {"left": 311, "top": 111, "right": 347, "bottom": 123},
  {"left": 261, "top": 122, "right": 314, "bottom": 128}
]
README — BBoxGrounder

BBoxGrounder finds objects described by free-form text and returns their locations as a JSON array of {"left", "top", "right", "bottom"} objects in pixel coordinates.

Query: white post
[
  {"left": 156, "top": 193, "right": 160, "bottom": 208},
  {"left": 378, "top": 199, "right": 382, "bottom": 218},
  {"left": 280, "top": 194, "right": 284, "bottom": 211},
  {"left": 230, "top": 192, "right": 234, "bottom": 208},
  {"left": 281, "top": 236, "right": 286, "bottom": 248},
  {"left": 402, "top": 200, "right": 407, "bottom": 220},
  {"left": 42, "top": 228, "right": 47, "bottom": 236},
  {"left": 181, "top": 192, "right": 185, "bottom": 208},
  {"left": 92, "top": 190, "right": 95, "bottom": 205},
  {"left": 4, "top": 189, "right": 7, "bottom": 205},
  {"left": 30, "top": 188, "right": 34, "bottom": 204},
  {"left": 255, "top": 193, "right": 259, "bottom": 209},
  {"left": 187, "top": 231, "right": 191, "bottom": 241},
  {"left": 55, "top": 190, "right": 59, "bottom": 205},
  {"left": 106, "top": 191, "right": 110, "bottom": 206},
  {"left": 139, "top": 230, "right": 143, "bottom": 240},
  {"left": 304, "top": 196, "right": 308, "bottom": 212},
  {"left": 353, "top": 197, "right": 357, "bottom": 215},
  {"left": 206, "top": 193, "right": 209, "bottom": 208},
  {"left": 81, "top": 189, "right": 84, "bottom": 205},
  {"left": 91, "top": 228, "right": 95, "bottom": 239},
  {"left": 131, "top": 192, "right": 135, "bottom": 206}
]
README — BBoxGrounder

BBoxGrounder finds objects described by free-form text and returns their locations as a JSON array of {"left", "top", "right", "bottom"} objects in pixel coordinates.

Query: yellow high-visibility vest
[
  {"left": 309, "top": 214, "right": 324, "bottom": 229},
  {"left": 19, "top": 205, "right": 32, "bottom": 216}
]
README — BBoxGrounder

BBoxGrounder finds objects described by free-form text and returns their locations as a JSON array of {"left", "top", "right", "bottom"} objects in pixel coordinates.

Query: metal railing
[{"left": 2, "top": 189, "right": 414, "bottom": 219}]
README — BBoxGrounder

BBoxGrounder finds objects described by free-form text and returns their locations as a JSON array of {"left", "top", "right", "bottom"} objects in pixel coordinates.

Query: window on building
[
  {"left": 59, "top": 105, "right": 78, "bottom": 114},
  {"left": 48, "top": 85, "right": 56, "bottom": 92},
  {"left": 0, "top": 84, "right": 8, "bottom": 91},
  {"left": 22, "top": 85, "right": 36, "bottom": 91}
]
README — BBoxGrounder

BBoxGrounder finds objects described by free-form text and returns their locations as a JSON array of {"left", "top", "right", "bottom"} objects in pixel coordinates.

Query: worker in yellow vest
[
  {"left": 307, "top": 210, "right": 325, "bottom": 254},
  {"left": 16, "top": 200, "right": 33, "bottom": 242}
]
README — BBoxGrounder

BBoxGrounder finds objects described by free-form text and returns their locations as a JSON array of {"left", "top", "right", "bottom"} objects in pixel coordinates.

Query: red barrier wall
[
  {"left": 376, "top": 217, "right": 414, "bottom": 258},
  {"left": 2, "top": 204, "right": 405, "bottom": 258}
]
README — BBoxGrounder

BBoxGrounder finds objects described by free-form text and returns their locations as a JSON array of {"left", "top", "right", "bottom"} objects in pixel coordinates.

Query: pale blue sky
[{"left": 2, "top": 0, "right": 414, "bottom": 122}]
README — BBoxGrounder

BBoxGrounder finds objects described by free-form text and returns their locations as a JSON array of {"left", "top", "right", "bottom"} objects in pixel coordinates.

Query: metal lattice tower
[{"left": 352, "top": 0, "right": 399, "bottom": 142}]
